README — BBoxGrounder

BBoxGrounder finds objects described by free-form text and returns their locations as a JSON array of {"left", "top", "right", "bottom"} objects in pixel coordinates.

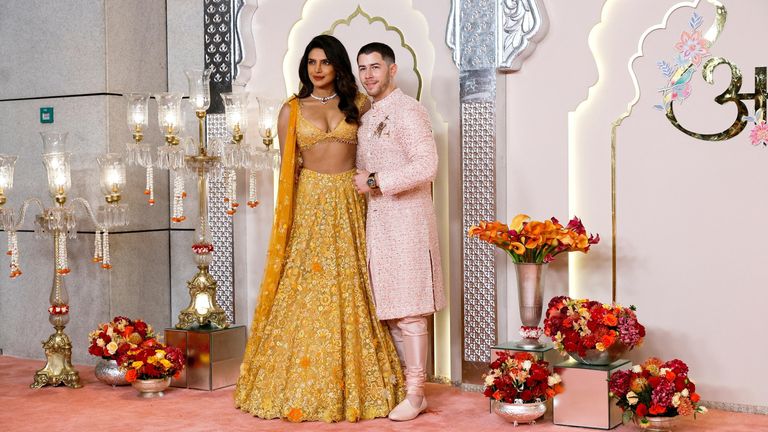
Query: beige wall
[{"left": 505, "top": 0, "right": 767, "bottom": 408}]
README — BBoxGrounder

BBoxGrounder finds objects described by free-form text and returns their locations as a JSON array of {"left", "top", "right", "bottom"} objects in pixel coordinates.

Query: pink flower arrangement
[
  {"left": 483, "top": 351, "right": 564, "bottom": 403},
  {"left": 609, "top": 357, "right": 706, "bottom": 427},
  {"left": 87, "top": 316, "right": 154, "bottom": 361},
  {"left": 543, "top": 296, "right": 645, "bottom": 356}
]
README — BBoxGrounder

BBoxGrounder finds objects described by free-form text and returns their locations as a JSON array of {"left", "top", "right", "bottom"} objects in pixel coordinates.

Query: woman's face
[{"left": 307, "top": 48, "right": 336, "bottom": 90}]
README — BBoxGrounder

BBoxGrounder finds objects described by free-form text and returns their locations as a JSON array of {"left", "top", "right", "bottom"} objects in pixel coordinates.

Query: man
[{"left": 353, "top": 42, "right": 445, "bottom": 422}]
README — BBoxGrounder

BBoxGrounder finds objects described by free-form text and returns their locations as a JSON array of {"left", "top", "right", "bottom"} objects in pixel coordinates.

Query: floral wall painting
[{"left": 656, "top": 7, "right": 768, "bottom": 145}]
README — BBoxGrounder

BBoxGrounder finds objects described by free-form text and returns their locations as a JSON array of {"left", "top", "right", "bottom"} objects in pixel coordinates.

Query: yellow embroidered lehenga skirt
[{"left": 235, "top": 169, "right": 405, "bottom": 422}]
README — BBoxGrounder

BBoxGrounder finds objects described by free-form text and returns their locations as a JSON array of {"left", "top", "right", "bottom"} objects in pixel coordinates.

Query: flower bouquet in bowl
[
  {"left": 609, "top": 357, "right": 706, "bottom": 430},
  {"left": 543, "top": 296, "right": 645, "bottom": 365},
  {"left": 468, "top": 215, "right": 600, "bottom": 348},
  {"left": 87, "top": 316, "right": 155, "bottom": 385},
  {"left": 483, "top": 351, "right": 564, "bottom": 425},
  {"left": 118, "top": 339, "right": 185, "bottom": 398}
]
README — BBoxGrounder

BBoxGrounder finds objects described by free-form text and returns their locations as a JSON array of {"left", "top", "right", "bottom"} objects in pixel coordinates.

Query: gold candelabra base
[
  {"left": 30, "top": 327, "right": 82, "bottom": 389},
  {"left": 176, "top": 265, "right": 228, "bottom": 329}
]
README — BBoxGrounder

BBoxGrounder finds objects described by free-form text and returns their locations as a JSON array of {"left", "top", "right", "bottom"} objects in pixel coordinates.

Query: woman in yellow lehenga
[{"left": 234, "top": 35, "right": 405, "bottom": 422}]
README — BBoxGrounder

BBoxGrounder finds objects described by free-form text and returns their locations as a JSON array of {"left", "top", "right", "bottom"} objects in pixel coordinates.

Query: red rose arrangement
[
  {"left": 483, "top": 351, "right": 564, "bottom": 403},
  {"left": 118, "top": 339, "right": 185, "bottom": 382},
  {"left": 543, "top": 296, "right": 645, "bottom": 357},
  {"left": 87, "top": 316, "right": 154, "bottom": 360},
  {"left": 609, "top": 357, "right": 706, "bottom": 427}
]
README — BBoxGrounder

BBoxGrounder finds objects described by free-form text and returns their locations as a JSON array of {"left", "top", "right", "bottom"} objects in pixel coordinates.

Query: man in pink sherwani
[{"left": 353, "top": 42, "right": 445, "bottom": 422}]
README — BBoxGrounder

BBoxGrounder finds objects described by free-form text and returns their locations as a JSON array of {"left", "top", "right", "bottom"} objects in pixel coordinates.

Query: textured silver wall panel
[
  {"left": 204, "top": 0, "right": 234, "bottom": 113},
  {"left": 461, "top": 102, "right": 497, "bottom": 362},
  {"left": 460, "top": 0, "right": 497, "bottom": 70},
  {"left": 497, "top": 0, "right": 547, "bottom": 71},
  {"left": 206, "top": 114, "right": 234, "bottom": 324}
]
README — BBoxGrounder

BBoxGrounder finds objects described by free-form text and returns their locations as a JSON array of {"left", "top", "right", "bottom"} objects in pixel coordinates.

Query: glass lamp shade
[
  {"left": 0, "top": 154, "right": 18, "bottom": 192},
  {"left": 42, "top": 152, "right": 71, "bottom": 198},
  {"left": 97, "top": 153, "right": 126, "bottom": 199},
  {"left": 185, "top": 67, "right": 213, "bottom": 112},
  {"left": 40, "top": 131, "right": 69, "bottom": 155},
  {"left": 221, "top": 92, "right": 249, "bottom": 138},
  {"left": 125, "top": 93, "right": 150, "bottom": 132},
  {"left": 257, "top": 97, "right": 282, "bottom": 146},
  {"left": 155, "top": 93, "right": 183, "bottom": 136}
]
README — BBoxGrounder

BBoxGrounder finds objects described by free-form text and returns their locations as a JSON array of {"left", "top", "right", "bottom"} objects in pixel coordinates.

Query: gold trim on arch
[
  {"left": 609, "top": 0, "right": 726, "bottom": 302},
  {"left": 323, "top": 5, "right": 424, "bottom": 101}
]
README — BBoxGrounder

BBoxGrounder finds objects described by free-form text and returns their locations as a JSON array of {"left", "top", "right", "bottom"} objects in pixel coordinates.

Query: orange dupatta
[{"left": 243, "top": 97, "right": 299, "bottom": 354}]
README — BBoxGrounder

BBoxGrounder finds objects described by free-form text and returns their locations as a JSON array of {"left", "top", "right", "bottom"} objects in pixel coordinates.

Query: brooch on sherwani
[{"left": 373, "top": 115, "right": 390, "bottom": 138}]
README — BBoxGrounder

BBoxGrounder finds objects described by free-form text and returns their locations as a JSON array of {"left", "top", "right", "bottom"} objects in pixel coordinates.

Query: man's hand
[{"left": 353, "top": 169, "right": 372, "bottom": 194}]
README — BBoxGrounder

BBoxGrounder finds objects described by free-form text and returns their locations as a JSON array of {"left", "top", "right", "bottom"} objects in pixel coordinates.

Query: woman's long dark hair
[{"left": 297, "top": 35, "right": 360, "bottom": 124}]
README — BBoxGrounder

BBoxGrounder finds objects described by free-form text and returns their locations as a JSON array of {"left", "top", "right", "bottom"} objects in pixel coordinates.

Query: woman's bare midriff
[{"left": 300, "top": 139, "right": 357, "bottom": 174}]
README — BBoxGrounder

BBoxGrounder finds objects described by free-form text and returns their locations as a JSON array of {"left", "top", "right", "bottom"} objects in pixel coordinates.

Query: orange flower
[
  {"left": 649, "top": 404, "right": 667, "bottom": 415},
  {"left": 509, "top": 242, "right": 526, "bottom": 254},
  {"left": 299, "top": 357, "right": 311, "bottom": 368},
  {"left": 311, "top": 262, "right": 322, "bottom": 272},
  {"left": 643, "top": 357, "right": 663, "bottom": 376},
  {"left": 125, "top": 369, "right": 137, "bottom": 383},
  {"left": 690, "top": 393, "right": 700, "bottom": 403},
  {"left": 602, "top": 314, "right": 618, "bottom": 326},
  {"left": 630, "top": 377, "right": 648, "bottom": 393},
  {"left": 510, "top": 214, "right": 530, "bottom": 231},
  {"left": 287, "top": 408, "right": 303, "bottom": 422},
  {"left": 601, "top": 334, "right": 616, "bottom": 348}
]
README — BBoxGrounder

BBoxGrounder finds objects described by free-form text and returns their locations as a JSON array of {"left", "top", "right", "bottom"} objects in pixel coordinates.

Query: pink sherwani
[{"left": 357, "top": 89, "right": 445, "bottom": 320}]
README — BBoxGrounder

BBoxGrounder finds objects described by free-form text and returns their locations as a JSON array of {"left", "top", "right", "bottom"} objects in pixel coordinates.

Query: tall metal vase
[{"left": 513, "top": 262, "right": 546, "bottom": 349}]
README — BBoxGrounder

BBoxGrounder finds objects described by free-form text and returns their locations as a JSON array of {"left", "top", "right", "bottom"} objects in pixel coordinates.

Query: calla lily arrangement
[{"left": 468, "top": 214, "right": 600, "bottom": 263}]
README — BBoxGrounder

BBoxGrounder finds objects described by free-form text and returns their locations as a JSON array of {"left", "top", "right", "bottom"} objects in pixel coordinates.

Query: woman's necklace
[{"left": 310, "top": 92, "right": 338, "bottom": 104}]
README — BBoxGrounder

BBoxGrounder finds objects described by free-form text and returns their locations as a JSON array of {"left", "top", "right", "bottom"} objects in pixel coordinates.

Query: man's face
[{"left": 357, "top": 52, "right": 396, "bottom": 101}]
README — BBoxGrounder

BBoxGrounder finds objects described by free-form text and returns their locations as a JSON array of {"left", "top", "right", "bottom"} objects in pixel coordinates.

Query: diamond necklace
[{"left": 310, "top": 92, "right": 338, "bottom": 104}]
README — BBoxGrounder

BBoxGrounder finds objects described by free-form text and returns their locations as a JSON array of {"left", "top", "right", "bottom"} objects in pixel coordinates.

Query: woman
[{"left": 235, "top": 35, "right": 405, "bottom": 423}]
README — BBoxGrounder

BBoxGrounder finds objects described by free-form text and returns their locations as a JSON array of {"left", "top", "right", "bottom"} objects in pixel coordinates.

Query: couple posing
[{"left": 234, "top": 35, "right": 444, "bottom": 423}]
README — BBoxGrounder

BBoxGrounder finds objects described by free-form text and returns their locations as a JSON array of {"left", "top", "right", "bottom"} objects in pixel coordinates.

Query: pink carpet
[{"left": 1, "top": 355, "right": 765, "bottom": 431}]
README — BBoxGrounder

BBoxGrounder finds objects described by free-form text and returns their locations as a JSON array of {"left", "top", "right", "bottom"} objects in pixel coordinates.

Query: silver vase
[
  {"left": 513, "top": 262, "right": 546, "bottom": 349},
  {"left": 635, "top": 415, "right": 677, "bottom": 431},
  {"left": 131, "top": 377, "right": 172, "bottom": 398},
  {"left": 493, "top": 400, "right": 547, "bottom": 426},
  {"left": 94, "top": 358, "right": 129, "bottom": 386}
]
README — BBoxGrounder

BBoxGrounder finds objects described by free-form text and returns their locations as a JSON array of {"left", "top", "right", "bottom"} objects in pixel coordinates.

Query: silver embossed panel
[
  {"left": 206, "top": 114, "right": 234, "bottom": 324},
  {"left": 462, "top": 101, "right": 496, "bottom": 362}
]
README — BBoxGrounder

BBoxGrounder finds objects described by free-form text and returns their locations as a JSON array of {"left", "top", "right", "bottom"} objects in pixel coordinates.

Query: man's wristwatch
[{"left": 366, "top": 172, "right": 379, "bottom": 189}]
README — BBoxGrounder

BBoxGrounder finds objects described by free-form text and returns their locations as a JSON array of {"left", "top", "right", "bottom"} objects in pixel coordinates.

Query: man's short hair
[{"left": 357, "top": 42, "right": 395, "bottom": 64}]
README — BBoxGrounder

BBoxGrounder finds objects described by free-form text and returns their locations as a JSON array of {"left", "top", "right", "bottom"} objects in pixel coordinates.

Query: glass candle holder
[
  {"left": 0, "top": 154, "right": 18, "bottom": 199},
  {"left": 257, "top": 97, "right": 282, "bottom": 148},
  {"left": 155, "top": 93, "right": 183, "bottom": 141},
  {"left": 97, "top": 153, "right": 126, "bottom": 203},
  {"left": 125, "top": 93, "right": 150, "bottom": 139},
  {"left": 221, "top": 92, "right": 249, "bottom": 143},
  {"left": 185, "top": 67, "right": 213, "bottom": 113},
  {"left": 40, "top": 131, "right": 69, "bottom": 155},
  {"left": 42, "top": 152, "right": 71, "bottom": 201},
  {"left": 40, "top": 132, "right": 71, "bottom": 201}
]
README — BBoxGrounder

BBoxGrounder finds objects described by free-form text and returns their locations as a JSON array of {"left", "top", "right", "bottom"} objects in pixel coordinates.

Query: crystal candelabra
[
  {"left": 0, "top": 132, "right": 129, "bottom": 388},
  {"left": 124, "top": 68, "right": 280, "bottom": 329}
]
